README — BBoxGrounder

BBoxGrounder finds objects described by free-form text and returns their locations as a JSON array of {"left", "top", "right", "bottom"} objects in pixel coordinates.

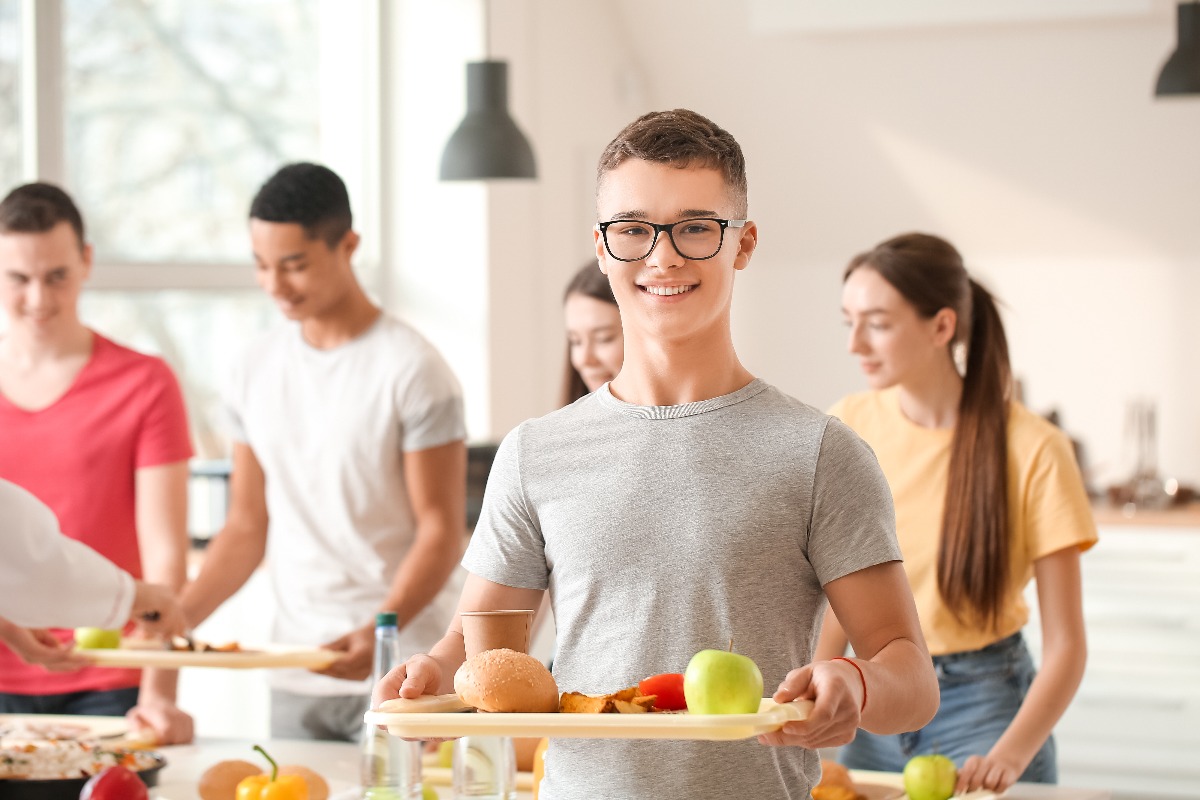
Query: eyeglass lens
[{"left": 604, "top": 219, "right": 725, "bottom": 261}]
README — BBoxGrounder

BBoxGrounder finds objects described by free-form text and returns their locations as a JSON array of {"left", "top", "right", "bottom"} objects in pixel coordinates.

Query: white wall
[{"left": 467, "top": 0, "right": 1199, "bottom": 489}]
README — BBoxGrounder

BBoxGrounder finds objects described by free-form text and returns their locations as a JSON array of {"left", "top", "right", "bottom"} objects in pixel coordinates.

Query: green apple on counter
[
  {"left": 903, "top": 753, "right": 957, "bottom": 800},
  {"left": 436, "top": 740, "right": 454, "bottom": 769},
  {"left": 74, "top": 627, "right": 122, "bottom": 649},
  {"left": 683, "top": 644, "right": 763, "bottom": 714}
]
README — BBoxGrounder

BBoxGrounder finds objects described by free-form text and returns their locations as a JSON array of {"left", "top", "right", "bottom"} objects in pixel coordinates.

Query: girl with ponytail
[{"left": 816, "top": 233, "right": 1096, "bottom": 794}]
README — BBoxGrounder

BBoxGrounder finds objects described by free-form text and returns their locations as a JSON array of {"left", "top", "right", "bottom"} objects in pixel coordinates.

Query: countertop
[{"left": 151, "top": 738, "right": 1111, "bottom": 800}]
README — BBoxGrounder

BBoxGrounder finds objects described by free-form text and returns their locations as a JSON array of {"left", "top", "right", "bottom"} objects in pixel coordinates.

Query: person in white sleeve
[{"left": 0, "top": 479, "right": 185, "bottom": 670}]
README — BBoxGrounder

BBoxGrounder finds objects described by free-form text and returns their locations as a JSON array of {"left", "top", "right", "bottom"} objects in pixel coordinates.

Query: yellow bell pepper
[{"left": 236, "top": 745, "right": 309, "bottom": 800}]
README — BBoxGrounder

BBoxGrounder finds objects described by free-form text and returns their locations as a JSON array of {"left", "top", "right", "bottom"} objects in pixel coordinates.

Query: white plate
[
  {"left": 365, "top": 696, "right": 812, "bottom": 741},
  {"left": 0, "top": 714, "right": 128, "bottom": 741},
  {"left": 78, "top": 642, "right": 338, "bottom": 670}
]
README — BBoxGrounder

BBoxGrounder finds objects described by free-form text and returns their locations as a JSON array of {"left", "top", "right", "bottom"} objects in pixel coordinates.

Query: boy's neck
[
  {"left": 299, "top": 287, "right": 381, "bottom": 350},
  {"left": 610, "top": 333, "right": 753, "bottom": 407},
  {"left": 0, "top": 320, "right": 92, "bottom": 367}
]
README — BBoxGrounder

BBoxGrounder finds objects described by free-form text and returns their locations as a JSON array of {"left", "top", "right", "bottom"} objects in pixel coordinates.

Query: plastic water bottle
[
  {"left": 361, "top": 612, "right": 423, "bottom": 800},
  {"left": 452, "top": 735, "right": 517, "bottom": 800}
]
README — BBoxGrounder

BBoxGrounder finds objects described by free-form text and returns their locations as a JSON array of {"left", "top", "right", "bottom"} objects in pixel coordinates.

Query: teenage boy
[
  {"left": 0, "top": 183, "right": 194, "bottom": 742},
  {"left": 373, "top": 110, "right": 940, "bottom": 799},
  {"left": 182, "top": 163, "right": 468, "bottom": 741}
]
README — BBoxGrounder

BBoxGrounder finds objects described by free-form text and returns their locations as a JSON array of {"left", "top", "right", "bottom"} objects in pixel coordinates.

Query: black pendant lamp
[
  {"left": 1155, "top": 2, "right": 1200, "bottom": 96},
  {"left": 439, "top": 1, "right": 537, "bottom": 180}
]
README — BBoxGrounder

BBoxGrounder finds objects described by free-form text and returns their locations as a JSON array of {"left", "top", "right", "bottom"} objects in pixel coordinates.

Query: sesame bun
[{"left": 454, "top": 648, "right": 559, "bottom": 713}]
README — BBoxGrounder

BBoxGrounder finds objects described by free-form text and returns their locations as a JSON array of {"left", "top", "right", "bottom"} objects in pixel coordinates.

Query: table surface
[{"left": 152, "top": 738, "right": 1111, "bottom": 800}]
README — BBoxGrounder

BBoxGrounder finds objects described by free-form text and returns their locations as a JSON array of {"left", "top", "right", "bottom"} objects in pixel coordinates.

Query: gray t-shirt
[{"left": 463, "top": 378, "right": 899, "bottom": 800}]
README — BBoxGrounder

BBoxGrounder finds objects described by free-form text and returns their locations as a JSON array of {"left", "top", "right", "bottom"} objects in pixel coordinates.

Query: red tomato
[
  {"left": 638, "top": 672, "right": 687, "bottom": 711},
  {"left": 80, "top": 765, "right": 150, "bottom": 800}
]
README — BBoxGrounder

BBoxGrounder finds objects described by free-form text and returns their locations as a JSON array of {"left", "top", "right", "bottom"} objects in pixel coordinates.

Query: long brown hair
[
  {"left": 846, "top": 233, "right": 1013, "bottom": 631},
  {"left": 560, "top": 262, "right": 618, "bottom": 407}
]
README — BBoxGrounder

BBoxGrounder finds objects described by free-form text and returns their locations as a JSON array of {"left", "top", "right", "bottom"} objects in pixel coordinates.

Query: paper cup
[{"left": 460, "top": 609, "right": 535, "bottom": 658}]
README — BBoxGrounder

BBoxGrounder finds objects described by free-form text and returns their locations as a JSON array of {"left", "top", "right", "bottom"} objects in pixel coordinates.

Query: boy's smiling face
[{"left": 593, "top": 159, "right": 756, "bottom": 347}]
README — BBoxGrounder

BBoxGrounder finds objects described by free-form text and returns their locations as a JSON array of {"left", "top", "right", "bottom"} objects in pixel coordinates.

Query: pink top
[{"left": 0, "top": 333, "right": 193, "bottom": 695}]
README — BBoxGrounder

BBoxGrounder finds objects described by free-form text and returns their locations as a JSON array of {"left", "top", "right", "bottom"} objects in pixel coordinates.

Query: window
[{"left": 0, "top": 0, "right": 19, "bottom": 188}]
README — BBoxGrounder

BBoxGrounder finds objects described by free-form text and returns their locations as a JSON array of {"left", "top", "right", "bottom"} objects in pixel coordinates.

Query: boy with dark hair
[
  {"left": 182, "top": 162, "right": 468, "bottom": 741},
  {"left": 374, "top": 110, "right": 939, "bottom": 799},
  {"left": 0, "top": 182, "right": 194, "bottom": 742}
]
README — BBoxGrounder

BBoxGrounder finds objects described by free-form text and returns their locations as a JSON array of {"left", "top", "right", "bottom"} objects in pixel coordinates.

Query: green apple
[
  {"left": 903, "top": 754, "right": 957, "bottom": 800},
  {"left": 437, "top": 739, "right": 454, "bottom": 769},
  {"left": 74, "top": 628, "right": 122, "bottom": 649},
  {"left": 683, "top": 647, "right": 763, "bottom": 714},
  {"left": 421, "top": 785, "right": 438, "bottom": 800}
]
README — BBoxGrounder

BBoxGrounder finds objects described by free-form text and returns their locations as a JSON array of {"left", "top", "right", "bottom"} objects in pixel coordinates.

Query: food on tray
[
  {"left": 454, "top": 648, "right": 559, "bottom": 713},
  {"left": 559, "top": 686, "right": 658, "bottom": 714},
  {"left": 812, "top": 760, "right": 863, "bottom": 800},
  {"left": 74, "top": 627, "right": 123, "bottom": 649},
  {"left": 638, "top": 672, "right": 687, "bottom": 711},
  {"left": 683, "top": 645, "right": 763, "bottom": 714},
  {"left": 903, "top": 753, "right": 957, "bottom": 800},
  {"left": 0, "top": 739, "right": 161, "bottom": 780},
  {"left": 170, "top": 636, "right": 244, "bottom": 652},
  {"left": 198, "top": 759, "right": 263, "bottom": 799},
  {"left": 278, "top": 764, "right": 329, "bottom": 800}
]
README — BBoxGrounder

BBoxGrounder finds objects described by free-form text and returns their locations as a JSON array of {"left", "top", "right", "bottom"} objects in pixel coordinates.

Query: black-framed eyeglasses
[{"left": 597, "top": 217, "right": 747, "bottom": 263}]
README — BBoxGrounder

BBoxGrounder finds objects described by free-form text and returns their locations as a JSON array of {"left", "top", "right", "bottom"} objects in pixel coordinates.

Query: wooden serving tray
[
  {"left": 365, "top": 695, "right": 813, "bottom": 741},
  {"left": 77, "top": 642, "right": 338, "bottom": 670}
]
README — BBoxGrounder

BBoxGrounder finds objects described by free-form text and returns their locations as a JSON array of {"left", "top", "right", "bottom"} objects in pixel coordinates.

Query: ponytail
[{"left": 938, "top": 279, "right": 1012, "bottom": 631}]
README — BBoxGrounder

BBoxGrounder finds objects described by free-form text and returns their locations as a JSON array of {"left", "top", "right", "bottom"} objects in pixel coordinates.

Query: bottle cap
[{"left": 376, "top": 612, "right": 398, "bottom": 627}]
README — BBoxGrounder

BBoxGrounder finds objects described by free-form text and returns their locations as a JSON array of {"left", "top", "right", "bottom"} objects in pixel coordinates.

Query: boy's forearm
[{"left": 857, "top": 636, "right": 940, "bottom": 734}]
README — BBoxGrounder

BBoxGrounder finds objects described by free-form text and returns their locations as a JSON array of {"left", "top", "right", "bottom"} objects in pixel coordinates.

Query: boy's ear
[
  {"left": 339, "top": 229, "right": 361, "bottom": 260},
  {"left": 593, "top": 227, "right": 608, "bottom": 275},
  {"left": 732, "top": 221, "right": 758, "bottom": 272}
]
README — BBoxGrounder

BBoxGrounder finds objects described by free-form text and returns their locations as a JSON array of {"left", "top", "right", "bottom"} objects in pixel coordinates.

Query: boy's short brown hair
[
  {"left": 596, "top": 109, "right": 748, "bottom": 217},
  {"left": 0, "top": 182, "right": 87, "bottom": 249}
]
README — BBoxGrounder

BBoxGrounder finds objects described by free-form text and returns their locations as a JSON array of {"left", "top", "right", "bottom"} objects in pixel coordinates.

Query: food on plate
[
  {"left": 559, "top": 686, "right": 657, "bottom": 713},
  {"left": 812, "top": 759, "right": 863, "bottom": 800},
  {"left": 0, "top": 739, "right": 161, "bottom": 780},
  {"left": 903, "top": 753, "right": 957, "bottom": 800},
  {"left": 278, "top": 764, "right": 330, "bottom": 800},
  {"left": 236, "top": 745, "right": 308, "bottom": 799},
  {"left": 198, "top": 759, "right": 263, "bottom": 800},
  {"left": 0, "top": 719, "right": 93, "bottom": 741},
  {"left": 80, "top": 764, "right": 150, "bottom": 800},
  {"left": 73, "top": 627, "right": 122, "bottom": 649},
  {"left": 638, "top": 672, "right": 687, "bottom": 711},
  {"left": 683, "top": 645, "right": 763, "bottom": 714},
  {"left": 453, "top": 648, "right": 559, "bottom": 713}
]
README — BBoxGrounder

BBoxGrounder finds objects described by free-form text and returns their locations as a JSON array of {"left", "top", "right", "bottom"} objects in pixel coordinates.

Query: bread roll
[
  {"left": 197, "top": 759, "right": 262, "bottom": 800},
  {"left": 454, "top": 648, "right": 558, "bottom": 713}
]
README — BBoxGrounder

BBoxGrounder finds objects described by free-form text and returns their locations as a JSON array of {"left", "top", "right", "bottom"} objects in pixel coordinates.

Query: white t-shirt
[
  {"left": 226, "top": 313, "right": 467, "bottom": 696},
  {"left": 1, "top": 479, "right": 134, "bottom": 629}
]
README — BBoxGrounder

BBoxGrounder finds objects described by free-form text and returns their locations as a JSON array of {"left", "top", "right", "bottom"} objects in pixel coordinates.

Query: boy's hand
[
  {"left": 757, "top": 661, "right": 863, "bottom": 749},
  {"left": 371, "top": 653, "right": 444, "bottom": 710}
]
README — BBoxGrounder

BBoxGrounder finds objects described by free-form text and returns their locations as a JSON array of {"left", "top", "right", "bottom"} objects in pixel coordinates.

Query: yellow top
[{"left": 829, "top": 388, "right": 1097, "bottom": 655}]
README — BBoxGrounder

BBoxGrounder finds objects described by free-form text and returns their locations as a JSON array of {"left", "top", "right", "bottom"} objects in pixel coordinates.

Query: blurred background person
[
  {"left": 819, "top": 232, "right": 1096, "bottom": 795},
  {"left": 0, "top": 183, "right": 193, "bottom": 742},
  {"left": 560, "top": 261, "right": 622, "bottom": 406}
]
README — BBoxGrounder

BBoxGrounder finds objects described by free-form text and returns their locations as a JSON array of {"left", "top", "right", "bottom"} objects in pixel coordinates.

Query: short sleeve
[
  {"left": 396, "top": 347, "right": 466, "bottom": 452},
  {"left": 135, "top": 358, "right": 194, "bottom": 468},
  {"left": 1022, "top": 430, "right": 1098, "bottom": 559},
  {"left": 807, "top": 416, "right": 902, "bottom": 585},
  {"left": 461, "top": 426, "right": 548, "bottom": 590}
]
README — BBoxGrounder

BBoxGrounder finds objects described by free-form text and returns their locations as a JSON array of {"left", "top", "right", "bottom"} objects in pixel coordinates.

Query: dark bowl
[{"left": 0, "top": 753, "right": 165, "bottom": 800}]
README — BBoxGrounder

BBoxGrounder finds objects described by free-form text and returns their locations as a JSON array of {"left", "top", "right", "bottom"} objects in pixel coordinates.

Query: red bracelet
[{"left": 832, "top": 656, "right": 867, "bottom": 713}]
